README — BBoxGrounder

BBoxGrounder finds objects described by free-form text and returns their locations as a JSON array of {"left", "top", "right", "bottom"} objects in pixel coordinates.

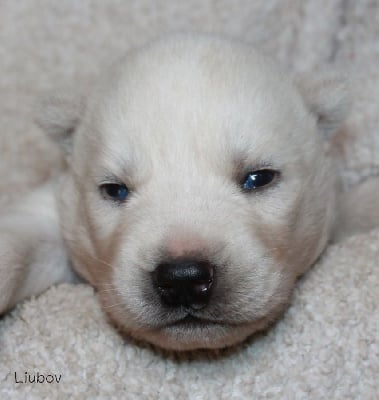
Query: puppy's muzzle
[{"left": 153, "top": 259, "right": 214, "bottom": 309}]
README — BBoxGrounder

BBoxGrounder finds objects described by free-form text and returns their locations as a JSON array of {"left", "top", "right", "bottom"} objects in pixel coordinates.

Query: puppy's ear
[
  {"left": 296, "top": 72, "right": 350, "bottom": 138},
  {"left": 35, "top": 90, "right": 85, "bottom": 154}
]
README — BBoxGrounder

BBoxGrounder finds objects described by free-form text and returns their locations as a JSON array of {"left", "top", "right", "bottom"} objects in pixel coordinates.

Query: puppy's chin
[
  {"left": 128, "top": 318, "right": 270, "bottom": 351},
  {"left": 101, "top": 297, "right": 282, "bottom": 351}
]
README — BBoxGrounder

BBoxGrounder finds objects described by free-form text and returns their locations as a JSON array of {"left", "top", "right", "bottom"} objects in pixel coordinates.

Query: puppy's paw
[
  {"left": 0, "top": 184, "right": 77, "bottom": 315},
  {"left": 0, "top": 226, "right": 76, "bottom": 314},
  {"left": 0, "top": 231, "right": 30, "bottom": 314}
]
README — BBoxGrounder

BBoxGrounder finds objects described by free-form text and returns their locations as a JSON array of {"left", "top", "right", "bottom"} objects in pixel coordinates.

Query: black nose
[{"left": 153, "top": 259, "right": 214, "bottom": 309}]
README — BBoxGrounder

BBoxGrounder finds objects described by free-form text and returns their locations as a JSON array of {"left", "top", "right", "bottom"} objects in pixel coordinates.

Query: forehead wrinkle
[
  {"left": 99, "top": 104, "right": 279, "bottom": 189},
  {"left": 93, "top": 129, "right": 151, "bottom": 187},
  {"left": 90, "top": 47, "right": 309, "bottom": 185}
]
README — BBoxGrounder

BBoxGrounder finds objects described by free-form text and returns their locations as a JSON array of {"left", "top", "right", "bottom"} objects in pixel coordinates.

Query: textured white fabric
[{"left": 0, "top": 1, "right": 378, "bottom": 398}]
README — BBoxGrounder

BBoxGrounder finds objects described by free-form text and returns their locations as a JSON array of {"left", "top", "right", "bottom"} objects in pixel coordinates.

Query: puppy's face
[{"left": 57, "top": 36, "right": 345, "bottom": 350}]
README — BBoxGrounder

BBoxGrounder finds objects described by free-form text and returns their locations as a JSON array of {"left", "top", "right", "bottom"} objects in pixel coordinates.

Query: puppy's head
[{"left": 41, "top": 35, "right": 348, "bottom": 350}]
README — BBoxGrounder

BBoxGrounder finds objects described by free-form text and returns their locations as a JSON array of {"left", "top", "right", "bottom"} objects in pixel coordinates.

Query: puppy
[{"left": 0, "top": 34, "right": 375, "bottom": 351}]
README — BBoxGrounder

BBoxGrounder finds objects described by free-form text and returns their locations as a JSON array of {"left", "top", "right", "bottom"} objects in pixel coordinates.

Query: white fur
[
  {"left": 0, "top": 183, "right": 77, "bottom": 312},
  {"left": 2, "top": 34, "right": 369, "bottom": 351}
]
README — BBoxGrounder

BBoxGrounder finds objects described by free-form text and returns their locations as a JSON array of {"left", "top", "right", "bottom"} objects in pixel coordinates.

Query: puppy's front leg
[{"left": 0, "top": 183, "right": 77, "bottom": 314}]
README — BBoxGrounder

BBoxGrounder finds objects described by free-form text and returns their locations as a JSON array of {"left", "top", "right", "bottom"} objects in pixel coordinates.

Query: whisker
[
  {"left": 102, "top": 302, "right": 125, "bottom": 310},
  {"left": 61, "top": 237, "right": 116, "bottom": 270},
  {"left": 97, "top": 288, "right": 119, "bottom": 294},
  {"left": 90, "top": 256, "right": 115, "bottom": 269},
  {"left": 96, "top": 282, "right": 117, "bottom": 287}
]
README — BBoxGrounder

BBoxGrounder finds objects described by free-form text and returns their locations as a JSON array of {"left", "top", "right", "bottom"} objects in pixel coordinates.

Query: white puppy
[{"left": 1, "top": 34, "right": 376, "bottom": 351}]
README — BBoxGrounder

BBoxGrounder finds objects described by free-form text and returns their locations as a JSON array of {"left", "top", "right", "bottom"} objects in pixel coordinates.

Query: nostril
[{"left": 153, "top": 259, "right": 214, "bottom": 308}]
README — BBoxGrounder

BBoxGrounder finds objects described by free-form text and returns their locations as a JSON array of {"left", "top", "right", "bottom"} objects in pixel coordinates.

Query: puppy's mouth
[
  {"left": 167, "top": 314, "right": 225, "bottom": 328},
  {"left": 149, "top": 313, "right": 255, "bottom": 351}
]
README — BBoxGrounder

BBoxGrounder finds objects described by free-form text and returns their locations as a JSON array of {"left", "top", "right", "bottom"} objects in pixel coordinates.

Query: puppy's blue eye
[
  {"left": 242, "top": 169, "right": 277, "bottom": 191},
  {"left": 100, "top": 183, "right": 129, "bottom": 202}
]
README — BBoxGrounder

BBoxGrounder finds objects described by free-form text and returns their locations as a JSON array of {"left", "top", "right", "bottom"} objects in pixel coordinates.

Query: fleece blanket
[{"left": 0, "top": 1, "right": 378, "bottom": 399}]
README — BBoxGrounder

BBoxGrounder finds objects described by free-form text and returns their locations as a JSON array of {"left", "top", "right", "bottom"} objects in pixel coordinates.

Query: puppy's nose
[{"left": 153, "top": 259, "right": 214, "bottom": 309}]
